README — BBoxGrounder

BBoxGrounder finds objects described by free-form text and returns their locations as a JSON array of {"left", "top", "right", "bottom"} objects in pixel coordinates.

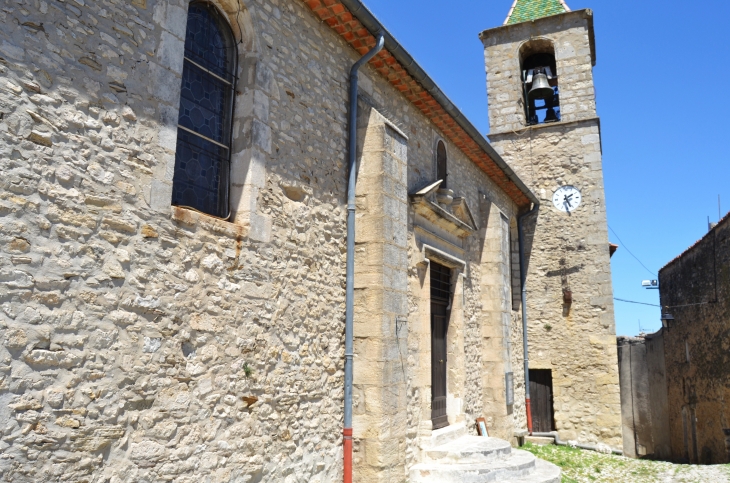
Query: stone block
[
  {"left": 595, "top": 413, "right": 622, "bottom": 429},
  {"left": 157, "top": 30, "right": 185, "bottom": 73},
  {"left": 383, "top": 265, "right": 407, "bottom": 292},
  {"left": 251, "top": 118, "right": 271, "bottom": 154},
  {"left": 149, "top": 180, "right": 173, "bottom": 212},
  {"left": 595, "top": 373, "right": 619, "bottom": 386},
  {"left": 249, "top": 212, "right": 271, "bottom": 243},
  {"left": 149, "top": 61, "right": 182, "bottom": 105}
]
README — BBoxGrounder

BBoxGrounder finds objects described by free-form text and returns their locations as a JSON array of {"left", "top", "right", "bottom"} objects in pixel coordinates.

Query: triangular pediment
[{"left": 409, "top": 181, "right": 477, "bottom": 239}]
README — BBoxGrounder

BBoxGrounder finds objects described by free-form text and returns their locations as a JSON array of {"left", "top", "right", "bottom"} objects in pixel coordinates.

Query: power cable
[
  {"left": 614, "top": 298, "right": 660, "bottom": 308},
  {"left": 666, "top": 301, "right": 716, "bottom": 309},
  {"left": 608, "top": 225, "right": 656, "bottom": 277},
  {"left": 614, "top": 298, "right": 715, "bottom": 310}
]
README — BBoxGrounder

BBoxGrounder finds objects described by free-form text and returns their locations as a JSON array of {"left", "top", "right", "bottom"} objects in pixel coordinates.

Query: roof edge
[
  {"left": 660, "top": 210, "right": 730, "bottom": 274},
  {"left": 503, "top": 0, "right": 519, "bottom": 26},
  {"left": 335, "top": 0, "right": 539, "bottom": 208}
]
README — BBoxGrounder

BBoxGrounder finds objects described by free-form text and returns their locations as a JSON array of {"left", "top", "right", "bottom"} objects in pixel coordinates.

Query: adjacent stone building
[
  {"left": 480, "top": 1, "right": 623, "bottom": 447},
  {"left": 617, "top": 333, "right": 671, "bottom": 460},
  {"left": 620, "top": 211, "right": 730, "bottom": 465},
  {"left": 0, "top": 0, "right": 619, "bottom": 481},
  {"left": 658, "top": 211, "right": 730, "bottom": 464}
]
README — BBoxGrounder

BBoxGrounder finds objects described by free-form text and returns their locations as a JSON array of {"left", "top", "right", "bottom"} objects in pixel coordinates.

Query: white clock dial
[{"left": 552, "top": 186, "right": 582, "bottom": 213}]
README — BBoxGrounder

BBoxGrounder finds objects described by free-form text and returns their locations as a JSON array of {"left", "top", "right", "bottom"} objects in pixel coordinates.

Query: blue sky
[{"left": 362, "top": 0, "right": 730, "bottom": 336}]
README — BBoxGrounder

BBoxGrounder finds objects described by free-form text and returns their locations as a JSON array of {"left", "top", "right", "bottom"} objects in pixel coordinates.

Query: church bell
[{"left": 528, "top": 72, "right": 554, "bottom": 101}]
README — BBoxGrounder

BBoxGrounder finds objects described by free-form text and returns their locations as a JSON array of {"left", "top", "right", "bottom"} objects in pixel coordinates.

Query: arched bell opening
[{"left": 519, "top": 40, "right": 560, "bottom": 126}]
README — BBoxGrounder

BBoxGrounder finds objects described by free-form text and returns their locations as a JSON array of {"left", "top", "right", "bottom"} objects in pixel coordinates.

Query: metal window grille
[
  {"left": 172, "top": 2, "right": 237, "bottom": 219},
  {"left": 430, "top": 262, "right": 452, "bottom": 302}
]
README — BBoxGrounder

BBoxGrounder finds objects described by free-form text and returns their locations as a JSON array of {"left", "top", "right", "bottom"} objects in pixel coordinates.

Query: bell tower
[{"left": 480, "top": 1, "right": 623, "bottom": 447}]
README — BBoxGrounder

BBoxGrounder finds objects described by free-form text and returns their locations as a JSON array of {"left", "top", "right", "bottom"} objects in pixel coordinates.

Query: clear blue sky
[{"left": 362, "top": 0, "right": 730, "bottom": 336}]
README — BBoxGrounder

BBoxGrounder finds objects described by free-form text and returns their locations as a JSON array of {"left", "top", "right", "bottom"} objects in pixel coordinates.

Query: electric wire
[
  {"left": 614, "top": 298, "right": 715, "bottom": 310},
  {"left": 614, "top": 298, "right": 660, "bottom": 308},
  {"left": 608, "top": 225, "right": 656, "bottom": 277},
  {"left": 666, "top": 301, "right": 716, "bottom": 309}
]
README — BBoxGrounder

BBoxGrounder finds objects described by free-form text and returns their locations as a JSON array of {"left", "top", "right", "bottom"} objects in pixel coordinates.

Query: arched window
[
  {"left": 172, "top": 2, "right": 237, "bottom": 219},
  {"left": 520, "top": 40, "right": 560, "bottom": 126},
  {"left": 436, "top": 141, "right": 448, "bottom": 189}
]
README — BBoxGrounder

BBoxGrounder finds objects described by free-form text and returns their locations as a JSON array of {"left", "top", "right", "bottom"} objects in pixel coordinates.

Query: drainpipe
[
  {"left": 338, "top": 0, "right": 536, "bottom": 206},
  {"left": 344, "top": 33, "right": 384, "bottom": 483},
  {"left": 518, "top": 202, "right": 539, "bottom": 434}
]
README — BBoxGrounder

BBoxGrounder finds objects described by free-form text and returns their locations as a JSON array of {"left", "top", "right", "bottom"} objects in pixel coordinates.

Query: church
[{"left": 0, "top": 0, "right": 620, "bottom": 481}]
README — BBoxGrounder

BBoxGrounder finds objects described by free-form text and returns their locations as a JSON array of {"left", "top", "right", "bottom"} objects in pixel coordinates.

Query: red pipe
[
  {"left": 343, "top": 428, "right": 353, "bottom": 483},
  {"left": 526, "top": 397, "right": 533, "bottom": 434}
]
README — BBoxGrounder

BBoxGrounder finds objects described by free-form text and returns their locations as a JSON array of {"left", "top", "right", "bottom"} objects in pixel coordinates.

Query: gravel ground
[{"left": 523, "top": 443, "right": 730, "bottom": 483}]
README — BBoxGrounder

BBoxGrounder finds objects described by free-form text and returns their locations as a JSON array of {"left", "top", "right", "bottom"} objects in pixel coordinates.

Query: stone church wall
[{"left": 0, "top": 0, "right": 523, "bottom": 481}]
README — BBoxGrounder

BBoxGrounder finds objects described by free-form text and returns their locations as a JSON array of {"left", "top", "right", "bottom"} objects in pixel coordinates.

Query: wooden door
[
  {"left": 529, "top": 369, "right": 555, "bottom": 433},
  {"left": 430, "top": 262, "right": 451, "bottom": 430}
]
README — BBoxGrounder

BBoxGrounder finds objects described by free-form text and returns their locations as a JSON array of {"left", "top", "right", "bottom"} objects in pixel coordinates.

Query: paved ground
[{"left": 523, "top": 443, "right": 730, "bottom": 483}]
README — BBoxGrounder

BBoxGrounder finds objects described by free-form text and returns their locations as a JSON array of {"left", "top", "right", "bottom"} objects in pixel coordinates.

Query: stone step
[
  {"left": 410, "top": 448, "right": 539, "bottom": 483},
  {"left": 500, "top": 459, "right": 561, "bottom": 483},
  {"left": 524, "top": 436, "right": 555, "bottom": 446},
  {"left": 427, "top": 423, "right": 468, "bottom": 448},
  {"left": 426, "top": 436, "right": 513, "bottom": 464}
]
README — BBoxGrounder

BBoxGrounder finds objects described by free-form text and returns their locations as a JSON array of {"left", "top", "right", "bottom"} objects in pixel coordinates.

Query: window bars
[{"left": 430, "top": 262, "right": 452, "bottom": 302}]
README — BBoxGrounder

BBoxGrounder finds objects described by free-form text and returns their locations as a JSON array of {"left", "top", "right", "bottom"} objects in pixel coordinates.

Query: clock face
[{"left": 552, "top": 186, "right": 582, "bottom": 213}]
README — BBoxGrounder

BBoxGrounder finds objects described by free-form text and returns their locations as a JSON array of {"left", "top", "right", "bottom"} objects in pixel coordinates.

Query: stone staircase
[{"left": 409, "top": 424, "right": 561, "bottom": 483}]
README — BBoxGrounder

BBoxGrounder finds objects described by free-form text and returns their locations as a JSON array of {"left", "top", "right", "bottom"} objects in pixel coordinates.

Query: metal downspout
[
  {"left": 344, "top": 33, "right": 384, "bottom": 483},
  {"left": 518, "top": 202, "right": 539, "bottom": 434},
  {"left": 338, "top": 0, "right": 538, "bottom": 208}
]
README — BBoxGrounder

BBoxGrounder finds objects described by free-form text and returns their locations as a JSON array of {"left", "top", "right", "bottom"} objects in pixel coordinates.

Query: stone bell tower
[{"left": 480, "top": 1, "right": 623, "bottom": 447}]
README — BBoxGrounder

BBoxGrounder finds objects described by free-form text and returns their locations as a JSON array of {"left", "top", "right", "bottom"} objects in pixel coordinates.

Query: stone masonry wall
[
  {"left": 0, "top": 0, "right": 524, "bottom": 481},
  {"left": 659, "top": 213, "right": 730, "bottom": 464},
  {"left": 491, "top": 122, "right": 622, "bottom": 447},
  {"left": 352, "top": 107, "right": 409, "bottom": 483},
  {"left": 481, "top": 10, "right": 623, "bottom": 448},
  {"left": 0, "top": 0, "right": 355, "bottom": 481}
]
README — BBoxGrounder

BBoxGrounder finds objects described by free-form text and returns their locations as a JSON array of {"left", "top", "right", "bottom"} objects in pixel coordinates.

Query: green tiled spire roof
[{"left": 505, "top": 0, "right": 570, "bottom": 25}]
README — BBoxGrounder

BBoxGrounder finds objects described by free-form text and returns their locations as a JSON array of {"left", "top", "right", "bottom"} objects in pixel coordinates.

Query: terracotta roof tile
[{"left": 303, "top": 0, "right": 531, "bottom": 208}]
